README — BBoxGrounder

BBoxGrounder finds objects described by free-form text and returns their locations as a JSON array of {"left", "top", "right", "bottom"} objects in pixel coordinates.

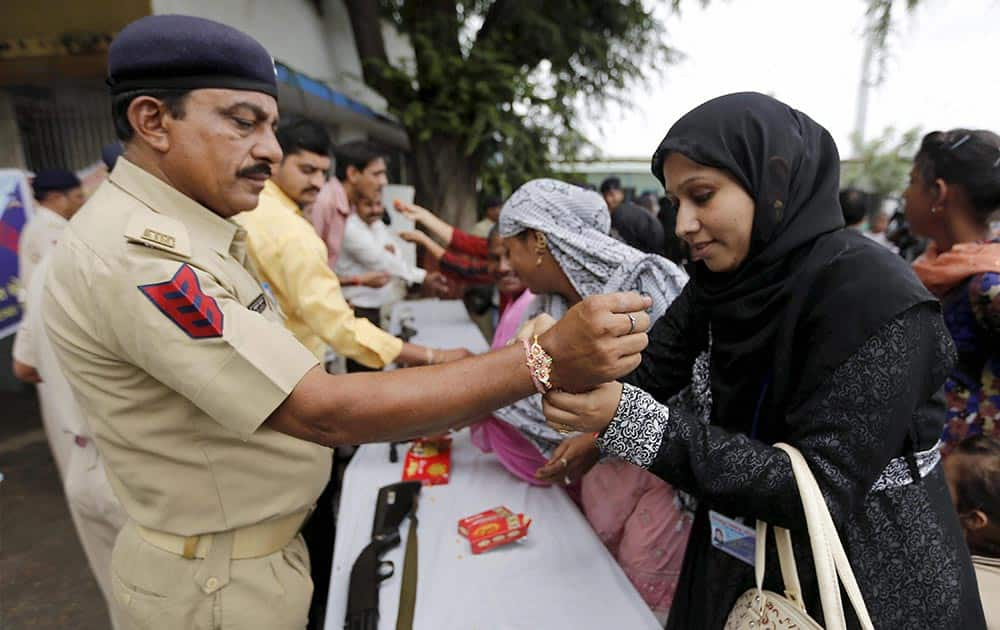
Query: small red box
[
  {"left": 458, "top": 506, "right": 532, "bottom": 554},
  {"left": 458, "top": 506, "right": 514, "bottom": 537},
  {"left": 402, "top": 437, "right": 452, "bottom": 486}
]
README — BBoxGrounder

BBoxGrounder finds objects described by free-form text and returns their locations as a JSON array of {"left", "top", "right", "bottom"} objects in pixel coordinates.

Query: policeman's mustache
[{"left": 237, "top": 163, "right": 272, "bottom": 178}]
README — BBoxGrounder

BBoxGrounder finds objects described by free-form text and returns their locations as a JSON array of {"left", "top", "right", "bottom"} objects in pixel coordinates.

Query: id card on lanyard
[
  {"left": 708, "top": 371, "right": 772, "bottom": 567},
  {"left": 708, "top": 510, "right": 756, "bottom": 565}
]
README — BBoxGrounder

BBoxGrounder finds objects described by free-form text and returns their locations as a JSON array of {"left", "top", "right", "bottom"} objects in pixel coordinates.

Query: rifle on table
[{"left": 345, "top": 481, "right": 421, "bottom": 630}]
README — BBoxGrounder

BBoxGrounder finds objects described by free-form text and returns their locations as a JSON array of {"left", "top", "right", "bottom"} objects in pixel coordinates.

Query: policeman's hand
[
  {"left": 357, "top": 271, "right": 391, "bottom": 288},
  {"left": 512, "top": 314, "right": 557, "bottom": 345},
  {"left": 393, "top": 200, "right": 433, "bottom": 225},
  {"left": 434, "top": 347, "right": 474, "bottom": 363},
  {"left": 535, "top": 433, "right": 601, "bottom": 485},
  {"left": 537, "top": 292, "right": 650, "bottom": 393},
  {"left": 543, "top": 382, "right": 623, "bottom": 434},
  {"left": 12, "top": 359, "right": 42, "bottom": 384}
]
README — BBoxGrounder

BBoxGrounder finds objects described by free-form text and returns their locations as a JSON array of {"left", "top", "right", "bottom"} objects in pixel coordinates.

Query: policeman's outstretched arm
[{"left": 266, "top": 292, "right": 651, "bottom": 447}]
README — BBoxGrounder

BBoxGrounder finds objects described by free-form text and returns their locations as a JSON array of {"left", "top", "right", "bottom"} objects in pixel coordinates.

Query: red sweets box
[
  {"left": 401, "top": 437, "right": 452, "bottom": 486},
  {"left": 458, "top": 506, "right": 532, "bottom": 554}
]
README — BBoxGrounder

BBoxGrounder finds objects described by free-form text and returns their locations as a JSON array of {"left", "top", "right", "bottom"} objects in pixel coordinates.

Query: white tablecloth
[
  {"left": 324, "top": 300, "right": 659, "bottom": 630},
  {"left": 387, "top": 298, "right": 492, "bottom": 354},
  {"left": 324, "top": 430, "right": 661, "bottom": 630}
]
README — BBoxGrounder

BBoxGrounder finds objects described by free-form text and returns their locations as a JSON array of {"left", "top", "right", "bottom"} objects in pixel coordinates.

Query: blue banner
[{"left": 0, "top": 170, "right": 33, "bottom": 339}]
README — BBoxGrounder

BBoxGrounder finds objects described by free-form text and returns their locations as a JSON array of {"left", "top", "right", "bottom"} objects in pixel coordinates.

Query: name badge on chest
[{"left": 709, "top": 510, "right": 756, "bottom": 566}]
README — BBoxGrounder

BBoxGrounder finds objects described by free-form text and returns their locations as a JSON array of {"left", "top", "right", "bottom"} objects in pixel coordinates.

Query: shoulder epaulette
[{"left": 124, "top": 212, "right": 192, "bottom": 258}]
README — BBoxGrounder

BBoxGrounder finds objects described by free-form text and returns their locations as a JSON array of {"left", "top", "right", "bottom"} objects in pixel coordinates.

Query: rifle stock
[
  {"left": 345, "top": 530, "right": 401, "bottom": 630},
  {"left": 344, "top": 481, "right": 422, "bottom": 630}
]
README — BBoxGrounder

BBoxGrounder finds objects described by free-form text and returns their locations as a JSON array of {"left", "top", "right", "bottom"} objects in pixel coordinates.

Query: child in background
[{"left": 945, "top": 435, "right": 1000, "bottom": 628}]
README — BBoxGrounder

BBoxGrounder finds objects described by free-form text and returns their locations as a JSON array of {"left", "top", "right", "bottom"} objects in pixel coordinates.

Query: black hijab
[{"left": 651, "top": 92, "right": 935, "bottom": 436}]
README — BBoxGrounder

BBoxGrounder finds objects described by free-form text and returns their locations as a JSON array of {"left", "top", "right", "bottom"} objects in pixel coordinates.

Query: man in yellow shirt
[
  {"left": 237, "top": 118, "right": 465, "bottom": 368},
  {"left": 236, "top": 117, "right": 469, "bottom": 626}
]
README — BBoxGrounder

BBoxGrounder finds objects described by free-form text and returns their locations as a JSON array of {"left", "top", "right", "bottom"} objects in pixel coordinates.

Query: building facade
[{"left": 0, "top": 0, "right": 412, "bottom": 177}]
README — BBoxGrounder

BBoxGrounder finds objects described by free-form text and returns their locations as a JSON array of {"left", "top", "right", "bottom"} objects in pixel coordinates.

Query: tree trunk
[
  {"left": 409, "top": 133, "right": 481, "bottom": 230},
  {"left": 345, "top": 2, "right": 478, "bottom": 228}
]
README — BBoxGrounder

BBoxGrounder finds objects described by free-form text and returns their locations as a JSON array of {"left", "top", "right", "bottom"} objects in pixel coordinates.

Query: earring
[
  {"left": 931, "top": 206, "right": 939, "bottom": 214},
  {"left": 535, "top": 232, "right": 548, "bottom": 267}
]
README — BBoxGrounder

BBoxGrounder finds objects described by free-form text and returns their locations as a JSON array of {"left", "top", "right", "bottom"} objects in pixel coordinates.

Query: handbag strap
[
  {"left": 774, "top": 443, "right": 874, "bottom": 630},
  {"left": 774, "top": 526, "right": 806, "bottom": 608},
  {"left": 754, "top": 521, "right": 808, "bottom": 613}
]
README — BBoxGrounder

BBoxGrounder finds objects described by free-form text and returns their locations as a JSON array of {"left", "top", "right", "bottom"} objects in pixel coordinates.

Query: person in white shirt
[
  {"left": 337, "top": 192, "right": 428, "bottom": 314},
  {"left": 336, "top": 192, "right": 435, "bottom": 372},
  {"left": 12, "top": 169, "right": 86, "bottom": 427}
]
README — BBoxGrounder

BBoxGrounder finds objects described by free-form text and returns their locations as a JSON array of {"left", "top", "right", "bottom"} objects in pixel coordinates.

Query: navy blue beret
[
  {"left": 107, "top": 15, "right": 278, "bottom": 99},
  {"left": 32, "top": 169, "right": 81, "bottom": 195}
]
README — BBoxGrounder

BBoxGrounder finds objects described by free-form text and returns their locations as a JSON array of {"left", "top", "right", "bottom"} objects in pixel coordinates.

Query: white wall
[
  {"left": 152, "top": 0, "right": 398, "bottom": 115},
  {"left": 320, "top": 0, "right": 364, "bottom": 80},
  {"left": 152, "top": 0, "right": 337, "bottom": 84}
]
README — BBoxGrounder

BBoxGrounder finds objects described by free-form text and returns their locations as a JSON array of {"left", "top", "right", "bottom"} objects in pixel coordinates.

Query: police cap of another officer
[
  {"left": 32, "top": 169, "right": 81, "bottom": 199},
  {"left": 106, "top": 14, "right": 278, "bottom": 99}
]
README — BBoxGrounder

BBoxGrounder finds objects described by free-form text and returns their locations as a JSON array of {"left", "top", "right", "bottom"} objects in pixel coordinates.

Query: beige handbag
[{"left": 723, "top": 443, "right": 875, "bottom": 630}]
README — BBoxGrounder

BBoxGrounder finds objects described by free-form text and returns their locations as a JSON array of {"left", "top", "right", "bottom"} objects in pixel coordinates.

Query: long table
[{"left": 323, "top": 300, "right": 660, "bottom": 629}]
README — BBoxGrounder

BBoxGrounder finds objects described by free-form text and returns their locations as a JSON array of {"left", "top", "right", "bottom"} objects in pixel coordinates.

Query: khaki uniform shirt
[
  {"left": 42, "top": 158, "right": 329, "bottom": 536},
  {"left": 236, "top": 180, "right": 402, "bottom": 366}
]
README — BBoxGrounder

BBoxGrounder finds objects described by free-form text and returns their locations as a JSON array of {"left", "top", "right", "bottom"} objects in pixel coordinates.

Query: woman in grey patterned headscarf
[
  {"left": 482, "top": 178, "right": 691, "bottom": 621},
  {"left": 498, "top": 178, "right": 687, "bottom": 323},
  {"left": 493, "top": 178, "right": 687, "bottom": 456}
]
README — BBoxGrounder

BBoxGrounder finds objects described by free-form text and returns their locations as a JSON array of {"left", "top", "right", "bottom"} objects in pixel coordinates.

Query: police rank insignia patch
[
  {"left": 248, "top": 293, "right": 267, "bottom": 313},
  {"left": 139, "top": 264, "right": 224, "bottom": 338}
]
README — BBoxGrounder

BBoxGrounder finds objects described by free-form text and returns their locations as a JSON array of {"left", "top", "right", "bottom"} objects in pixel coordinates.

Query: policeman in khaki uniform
[
  {"left": 18, "top": 169, "right": 85, "bottom": 301},
  {"left": 13, "top": 169, "right": 86, "bottom": 398},
  {"left": 42, "top": 15, "right": 653, "bottom": 629}
]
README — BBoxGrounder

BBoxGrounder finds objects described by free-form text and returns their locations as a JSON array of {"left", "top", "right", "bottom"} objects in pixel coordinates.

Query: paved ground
[{"left": 0, "top": 387, "right": 111, "bottom": 629}]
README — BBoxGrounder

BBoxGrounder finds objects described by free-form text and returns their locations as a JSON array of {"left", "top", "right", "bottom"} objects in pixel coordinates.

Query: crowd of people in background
[{"left": 9, "top": 14, "right": 1000, "bottom": 630}]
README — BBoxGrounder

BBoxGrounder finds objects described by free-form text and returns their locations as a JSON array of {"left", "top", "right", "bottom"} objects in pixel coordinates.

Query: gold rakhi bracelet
[{"left": 523, "top": 335, "right": 553, "bottom": 394}]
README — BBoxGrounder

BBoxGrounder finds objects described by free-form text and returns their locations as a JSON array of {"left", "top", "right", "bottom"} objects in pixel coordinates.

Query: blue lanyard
[{"left": 749, "top": 371, "right": 773, "bottom": 440}]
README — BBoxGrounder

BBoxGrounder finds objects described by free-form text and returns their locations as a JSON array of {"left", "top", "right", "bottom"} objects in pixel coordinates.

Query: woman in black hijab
[{"left": 543, "top": 93, "right": 985, "bottom": 628}]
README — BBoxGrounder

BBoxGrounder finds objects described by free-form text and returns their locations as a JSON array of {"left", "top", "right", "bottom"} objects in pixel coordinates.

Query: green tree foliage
[
  {"left": 842, "top": 126, "right": 921, "bottom": 198},
  {"left": 864, "top": 0, "right": 923, "bottom": 83},
  {"left": 345, "top": 0, "right": 675, "bottom": 226}
]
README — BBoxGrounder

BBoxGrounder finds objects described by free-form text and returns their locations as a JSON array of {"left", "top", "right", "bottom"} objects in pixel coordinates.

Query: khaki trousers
[{"left": 111, "top": 521, "right": 313, "bottom": 630}]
